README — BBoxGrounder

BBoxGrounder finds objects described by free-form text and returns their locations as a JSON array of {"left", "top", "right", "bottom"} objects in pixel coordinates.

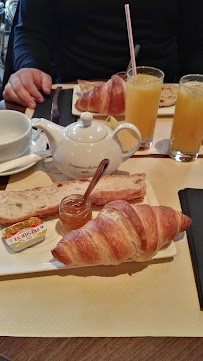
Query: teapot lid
[{"left": 67, "top": 112, "right": 107, "bottom": 143}]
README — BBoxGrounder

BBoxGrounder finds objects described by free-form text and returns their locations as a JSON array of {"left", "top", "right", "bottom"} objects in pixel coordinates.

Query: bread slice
[{"left": 0, "top": 173, "right": 146, "bottom": 225}]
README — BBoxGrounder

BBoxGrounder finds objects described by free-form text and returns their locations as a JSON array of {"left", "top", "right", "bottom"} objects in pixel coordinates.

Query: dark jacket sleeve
[
  {"left": 13, "top": 0, "right": 54, "bottom": 74},
  {"left": 178, "top": 0, "right": 203, "bottom": 76}
]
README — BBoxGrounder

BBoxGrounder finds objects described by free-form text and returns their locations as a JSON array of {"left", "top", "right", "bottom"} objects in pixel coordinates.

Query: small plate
[
  {"left": 0, "top": 132, "right": 47, "bottom": 176},
  {"left": 158, "top": 105, "right": 175, "bottom": 116},
  {"left": 72, "top": 84, "right": 176, "bottom": 117}
]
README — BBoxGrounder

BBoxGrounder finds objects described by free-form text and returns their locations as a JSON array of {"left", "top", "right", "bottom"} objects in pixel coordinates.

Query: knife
[
  {"left": 0, "top": 150, "right": 51, "bottom": 174},
  {"left": 50, "top": 86, "right": 62, "bottom": 124},
  {"left": 125, "top": 44, "right": 140, "bottom": 77}
]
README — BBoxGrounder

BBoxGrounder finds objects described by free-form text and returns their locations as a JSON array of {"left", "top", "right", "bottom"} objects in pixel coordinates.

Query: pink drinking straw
[{"left": 124, "top": 4, "right": 137, "bottom": 76}]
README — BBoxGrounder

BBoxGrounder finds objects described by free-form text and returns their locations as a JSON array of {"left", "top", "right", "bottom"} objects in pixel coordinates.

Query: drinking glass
[
  {"left": 125, "top": 66, "right": 164, "bottom": 150},
  {"left": 169, "top": 74, "right": 203, "bottom": 162}
]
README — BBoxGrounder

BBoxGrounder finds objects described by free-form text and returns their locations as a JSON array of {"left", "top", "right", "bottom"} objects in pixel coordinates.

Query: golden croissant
[
  {"left": 52, "top": 200, "right": 192, "bottom": 266},
  {"left": 75, "top": 75, "right": 126, "bottom": 115}
]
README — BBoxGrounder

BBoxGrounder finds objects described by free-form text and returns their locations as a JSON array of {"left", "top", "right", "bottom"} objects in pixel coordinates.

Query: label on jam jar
[{"left": 2, "top": 217, "right": 47, "bottom": 252}]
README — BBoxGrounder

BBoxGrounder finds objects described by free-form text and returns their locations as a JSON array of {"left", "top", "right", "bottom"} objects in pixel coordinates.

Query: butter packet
[{"left": 2, "top": 217, "right": 47, "bottom": 252}]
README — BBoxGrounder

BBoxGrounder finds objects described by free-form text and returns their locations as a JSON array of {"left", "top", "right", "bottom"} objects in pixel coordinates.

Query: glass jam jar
[{"left": 59, "top": 194, "right": 92, "bottom": 234}]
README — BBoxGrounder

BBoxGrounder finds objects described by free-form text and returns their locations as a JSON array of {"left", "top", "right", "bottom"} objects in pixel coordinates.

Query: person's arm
[
  {"left": 178, "top": 0, "right": 203, "bottom": 76},
  {"left": 3, "top": 0, "right": 54, "bottom": 108},
  {"left": 14, "top": 0, "right": 53, "bottom": 73}
]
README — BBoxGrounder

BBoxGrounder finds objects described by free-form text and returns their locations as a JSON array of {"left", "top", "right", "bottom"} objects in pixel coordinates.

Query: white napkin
[{"left": 0, "top": 150, "right": 51, "bottom": 173}]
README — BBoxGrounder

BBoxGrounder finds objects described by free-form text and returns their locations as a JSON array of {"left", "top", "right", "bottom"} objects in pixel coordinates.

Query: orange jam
[{"left": 59, "top": 194, "right": 92, "bottom": 234}]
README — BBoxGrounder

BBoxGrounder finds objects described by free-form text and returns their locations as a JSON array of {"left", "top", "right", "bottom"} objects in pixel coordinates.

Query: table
[
  {"left": 0, "top": 336, "right": 203, "bottom": 361},
  {"left": 0, "top": 98, "right": 203, "bottom": 361}
]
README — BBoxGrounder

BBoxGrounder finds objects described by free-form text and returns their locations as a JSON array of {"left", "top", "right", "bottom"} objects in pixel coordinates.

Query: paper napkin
[
  {"left": 32, "top": 89, "right": 77, "bottom": 126},
  {"left": 179, "top": 188, "right": 203, "bottom": 310}
]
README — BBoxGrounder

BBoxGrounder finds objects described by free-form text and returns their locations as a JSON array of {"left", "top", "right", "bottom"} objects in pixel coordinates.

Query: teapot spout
[{"left": 32, "top": 118, "right": 63, "bottom": 153}]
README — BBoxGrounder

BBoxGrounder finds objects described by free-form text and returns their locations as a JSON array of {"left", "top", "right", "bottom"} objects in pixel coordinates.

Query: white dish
[
  {"left": 72, "top": 84, "right": 176, "bottom": 117},
  {"left": 0, "top": 180, "right": 176, "bottom": 276},
  {"left": 0, "top": 131, "right": 47, "bottom": 176},
  {"left": 158, "top": 105, "right": 175, "bottom": 116}
]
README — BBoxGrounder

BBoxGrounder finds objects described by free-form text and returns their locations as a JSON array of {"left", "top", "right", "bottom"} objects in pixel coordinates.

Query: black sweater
[{"left": 13, "top": 0, "right": 203, "bottom": 83}]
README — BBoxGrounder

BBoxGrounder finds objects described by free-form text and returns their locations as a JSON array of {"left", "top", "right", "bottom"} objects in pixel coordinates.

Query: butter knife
[
  {"left": 0, "top": 150, "right": 51, "bottom": 174},
  {"left": 125, "top": 44, "right": 140, "bottom": 77},
  {"left": 51, "top": 86, "right": 62, "bottom": 124}
]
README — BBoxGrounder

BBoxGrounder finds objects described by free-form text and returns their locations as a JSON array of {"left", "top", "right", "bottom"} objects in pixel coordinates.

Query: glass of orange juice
[
  {"left": 169, "top": 74, "right": 203, "bottom": 162},
  {"left": 125, "top": 66, "right": 164, "bottom": 150}
]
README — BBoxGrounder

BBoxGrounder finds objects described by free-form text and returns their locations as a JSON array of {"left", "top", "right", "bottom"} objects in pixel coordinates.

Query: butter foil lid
[{"left": 2, "top": 217, "right": 47, "bottom": 252}]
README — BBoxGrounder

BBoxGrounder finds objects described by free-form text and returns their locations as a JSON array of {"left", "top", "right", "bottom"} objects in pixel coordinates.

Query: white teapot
[{"left": 32, "top": 112, "right": 141, "bottom": 179}]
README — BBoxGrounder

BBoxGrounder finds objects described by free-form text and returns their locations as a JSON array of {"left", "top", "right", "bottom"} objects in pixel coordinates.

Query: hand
[{"left": 3, "top": 68, "right": 52, "bottom": 109}]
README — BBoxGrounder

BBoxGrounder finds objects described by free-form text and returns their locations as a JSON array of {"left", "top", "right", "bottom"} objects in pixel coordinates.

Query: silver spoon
[{"left": 77, "top": 158, "right": 109, "bottom": 206}]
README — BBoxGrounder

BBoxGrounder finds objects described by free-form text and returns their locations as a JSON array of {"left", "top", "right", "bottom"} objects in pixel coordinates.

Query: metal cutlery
[
  {"left": 125, "top": 44, "right": 140, "bottom": 77},
  {"left": 50, "top": 86, "right": 62, "bottom": 124}
]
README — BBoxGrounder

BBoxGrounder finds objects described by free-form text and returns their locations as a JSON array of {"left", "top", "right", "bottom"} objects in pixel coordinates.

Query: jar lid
[{"left": 67, "top": 112, "right": 107, "bottom": 143}]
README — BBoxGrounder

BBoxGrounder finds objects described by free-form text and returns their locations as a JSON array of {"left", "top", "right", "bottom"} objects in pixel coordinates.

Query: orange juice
[
  {"left": 125, "top": 72, "right": 163, "bottom": 146},
  {"left": 170, "top": 81, "right": 203, "bottom": 153}
]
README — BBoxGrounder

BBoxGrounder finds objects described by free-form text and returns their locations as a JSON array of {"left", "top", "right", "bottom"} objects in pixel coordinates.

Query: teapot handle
[{"left": 112, "top": 123, "right": 141, "bottom": 161}]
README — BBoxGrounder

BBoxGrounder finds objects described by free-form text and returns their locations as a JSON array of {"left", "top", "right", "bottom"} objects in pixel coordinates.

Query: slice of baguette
[
  {"left": 0, "top": 173, "right": 146, "bottom": 225},
  {"left": 77, "top": 79, "right": 106, "bottom": 93}
]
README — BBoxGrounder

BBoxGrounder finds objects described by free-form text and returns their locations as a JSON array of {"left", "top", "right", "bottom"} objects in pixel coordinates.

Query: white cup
[{"left": 0, "top": 110, "right": 32, "bottom": 163}]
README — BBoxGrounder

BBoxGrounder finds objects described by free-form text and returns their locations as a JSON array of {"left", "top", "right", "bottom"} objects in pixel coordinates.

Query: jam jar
[{"left": 59, "top": 194, "right": 92, "bottom": 234}]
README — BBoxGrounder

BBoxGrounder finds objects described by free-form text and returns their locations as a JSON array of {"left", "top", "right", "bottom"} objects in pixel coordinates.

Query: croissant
[
  {"left": 75, "top": 75, "right": 126, "bottom": 115},
  {"left": 52, "top": 200, "right": 192, "bottom": 266}
]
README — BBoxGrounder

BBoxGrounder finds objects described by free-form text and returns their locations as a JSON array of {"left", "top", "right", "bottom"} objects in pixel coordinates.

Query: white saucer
[{"left": 0, "top": 132, "right": 47, "bottom": 176}]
